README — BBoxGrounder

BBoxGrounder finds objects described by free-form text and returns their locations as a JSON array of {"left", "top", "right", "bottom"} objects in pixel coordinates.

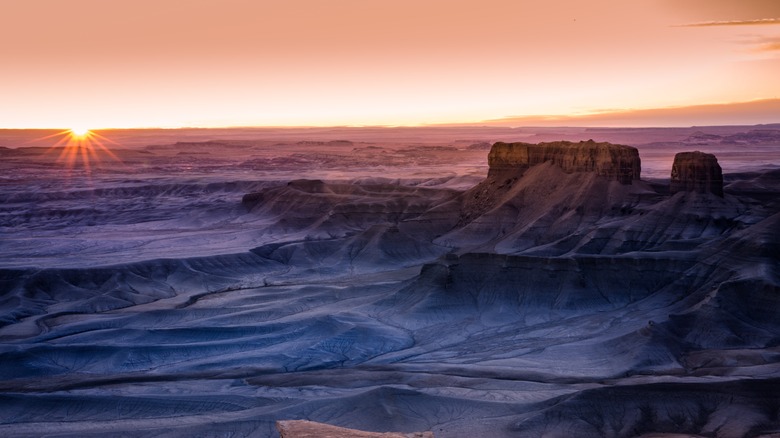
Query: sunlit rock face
[
  {"left": 277, "top": 420, "right": 434, "bottom": 438},
  {"left": 670, "top": 151, "right": 724, "bottom": 196},
  {"left": 487, "top": 140, "right": 641, "bottom": 184}
]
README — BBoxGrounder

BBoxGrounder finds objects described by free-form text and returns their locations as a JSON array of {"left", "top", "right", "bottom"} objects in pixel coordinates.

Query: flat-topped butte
[
  {"left": 671, "top": 150, "right": 724, "bottom": 197},
  {"left": 487, "top": 140, "right": 641, "bottom": 184}
]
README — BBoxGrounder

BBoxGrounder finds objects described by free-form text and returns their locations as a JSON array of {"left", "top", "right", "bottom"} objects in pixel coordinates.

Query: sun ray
[
  {"left": 29, "top": 129, "right": 73, "bottom": 144},
  {"left": 86, "top": 141, "right": 103, "bottom": 168},
  {"left": 89, "top": 131, "right": 120, "bottom": 145},
  {"left": 88, "top": 136, "right": 121, "bottom": 162},
  {"left": 56, "top": 135, "right": 78, "bottom": 164},
  {"left": 46, "top": 133, "right": 73, "bottom": 154},
  {"left": 80, "top": 140, "right": 92, "bottom": 175}
]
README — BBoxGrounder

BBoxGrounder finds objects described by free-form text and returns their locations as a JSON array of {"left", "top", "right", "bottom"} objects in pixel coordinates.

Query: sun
[{"left": 70, "top": 127, "right": 90, "bottom": 138}]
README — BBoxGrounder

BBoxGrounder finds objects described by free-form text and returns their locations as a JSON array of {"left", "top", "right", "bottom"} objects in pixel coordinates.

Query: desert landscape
[
  {"left": 3, "top": 1, "right": 780, "bottom": 436},
  {"left": 1, "top": 125, "right": 779, "bottom": 437}
]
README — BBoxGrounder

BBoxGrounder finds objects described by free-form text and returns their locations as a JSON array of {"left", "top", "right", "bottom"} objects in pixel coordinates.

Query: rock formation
[
  {"left": 670, "top": 151, "right": 724, "bottom": 196},
  {"left": 276, "top": 420, "right": 434, "bottom": 438},
  {"left": 458, "top": 140, "right": 642, "bottom": 225},
  {"left": 487, "top": 140, "right": 641, "bottom": 184}
]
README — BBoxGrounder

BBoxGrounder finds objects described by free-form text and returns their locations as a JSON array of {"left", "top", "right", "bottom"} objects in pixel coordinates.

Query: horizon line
[{"left": 1, "top": 98, "right": 778, "bottom": 131}]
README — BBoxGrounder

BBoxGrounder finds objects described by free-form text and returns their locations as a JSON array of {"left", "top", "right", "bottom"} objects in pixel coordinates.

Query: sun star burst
[{"left": 35, "top": 128, "right": 122, "bottom": 175}]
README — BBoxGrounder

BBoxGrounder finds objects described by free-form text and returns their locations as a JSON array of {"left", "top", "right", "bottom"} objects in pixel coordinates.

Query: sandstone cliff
[
  {"left": 670, "top": 151, "right": 724, "bottom": 196},
  {"left": 276, "top": 420, "right": 434, "bottom": 438},
  {"left": 487, "top": 140, "right": 641, "bottom": 184}
]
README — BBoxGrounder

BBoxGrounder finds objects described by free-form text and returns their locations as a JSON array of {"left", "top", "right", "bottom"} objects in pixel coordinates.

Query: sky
[{"left": 1, "top": 0, "right": 779, "bottom": 129}]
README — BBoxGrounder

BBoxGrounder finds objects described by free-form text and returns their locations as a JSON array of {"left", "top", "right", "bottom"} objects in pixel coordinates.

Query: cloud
[
  {"left": 476, "top": 99, "right": 780, "bottom": 128},
  {"left": 676, "top": 17, "right": 780, "bottom": 27},
  {"left": 751, "top": 36, "right": 780, "bottom": 52},
  {"left": 678, "top": 18, "right": 780, "bottom": 53},
  {"left": 735, "top": 35, "right": 780, "bottom": 52},
  {"left": 758, "top": 42, "right": 780, "bottom": 51}
]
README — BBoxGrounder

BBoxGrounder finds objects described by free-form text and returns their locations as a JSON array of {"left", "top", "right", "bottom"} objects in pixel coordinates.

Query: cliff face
[
  {"left": 487, "top": 140, "right": 641, "bottom": 184},
  {"left": 670, "top": 151, "right": 724, "bottom": 197}
]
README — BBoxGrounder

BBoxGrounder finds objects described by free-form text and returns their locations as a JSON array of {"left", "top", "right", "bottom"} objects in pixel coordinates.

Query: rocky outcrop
[
  {"left": 487, "top": 140, "right": 641, "bottom": 184},
  {"left": 276, "top": 420, "right": 434, "bottom": 438},
  {"left": 670, "top": 151, "right": 724, "bottom": 196}
]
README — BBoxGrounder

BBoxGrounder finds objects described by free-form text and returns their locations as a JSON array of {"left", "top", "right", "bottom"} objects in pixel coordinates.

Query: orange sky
[{"left": 1, "top": 0, "right": 779, "bottom": 128}]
